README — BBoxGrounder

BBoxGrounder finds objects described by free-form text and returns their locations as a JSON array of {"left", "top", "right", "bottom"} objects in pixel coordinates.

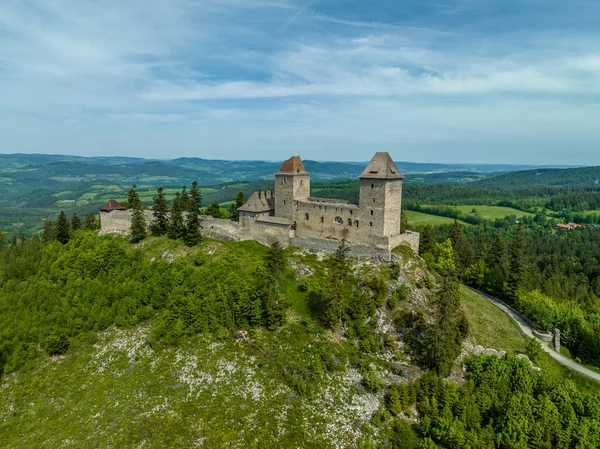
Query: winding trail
[{"left": 468, "top": 287, "right": 600, "bottom": 382}]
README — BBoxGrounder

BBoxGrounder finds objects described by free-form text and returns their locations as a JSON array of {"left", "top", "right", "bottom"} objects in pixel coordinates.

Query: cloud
[{"left": 0, "top": 0, "right": 600, "bottom": 163}]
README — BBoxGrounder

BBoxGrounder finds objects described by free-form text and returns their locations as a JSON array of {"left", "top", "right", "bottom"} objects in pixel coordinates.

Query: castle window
[
  {"left": 355, "top": 220, "right": 359, "bottom": 228},
  {"left": 283, "top": 178, "right": 287, "bottom": 184},
  {"left": 335, "top": 216, "right": 343, "bottom": 225},
  {"left": 305, "top": 213, "right": 309, "bottom": 221},
  {"left": 350, "top": 210, "right": 353, "bottom": 215},
  {"left": 301, "top": 180, "right": 303, "bottom": 185},
  {"left": 348, "top": 218, "right": 352, "bottom": 226},
  {"left": 371, "top": 183, "right": 374, "bottom": 189},
  {"left": 370, "top": 210, "right": 374, "bottom": 216},
  {"left": 283, "top": 200, "right": 286, "bottom": 205},
  {"left": 373, "top": 198, "right": 375, "bottom": 203},
  {"left": 369, "top": 222, "right": 373, "bottom": 227},
  {"left": 320, "top": 216, "right": 324, "bottom": 223}
]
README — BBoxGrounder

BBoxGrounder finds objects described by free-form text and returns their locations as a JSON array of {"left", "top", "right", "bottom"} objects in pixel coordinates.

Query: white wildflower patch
[{"left": 91, "top": 326, "right": 153, "bottom": 375}]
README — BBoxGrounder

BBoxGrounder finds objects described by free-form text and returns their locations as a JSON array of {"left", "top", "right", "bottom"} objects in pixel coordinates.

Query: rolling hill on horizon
[{"left": 472, "top": 166, "right": 600, "bottom": 189}]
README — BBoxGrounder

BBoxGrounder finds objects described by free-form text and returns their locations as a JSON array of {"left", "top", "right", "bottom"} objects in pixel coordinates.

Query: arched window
[
  {"left": 320, "top": 216, "right": 324, "bottom": 223},
  {"left": 335, "top": 216, "right": 343, "bottom": 224},
  {"left": 348, "top": 218, "right": 352, "bottom": 226},
  {"left": 371, "top": 183, "right": 374, "bottom": 189},
  {"left": 305, "top": 213, "right": 309, "bottom": 221},
  {"left": 370, "top": 210, "right": 374, "bottom": 216},
  {"left": 369, "top": 222, "right": 373, "bottom": 227}
]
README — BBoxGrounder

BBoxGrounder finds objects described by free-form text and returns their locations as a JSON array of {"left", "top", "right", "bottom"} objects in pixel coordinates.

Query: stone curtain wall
[
  {"left": 100, "top": 210, "right": 419, "bottom": 258},
  {"left": 293, "top": 199, "right": 360, "bottom": 242}
]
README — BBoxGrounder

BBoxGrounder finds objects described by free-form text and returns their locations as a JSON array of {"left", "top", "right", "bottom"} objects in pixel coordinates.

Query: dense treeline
[
  {"left": 309, "top": 181, "right": 600, "bottom": 222},
  {"left": 380, "top": 354, "right": 600, "bottom": 448},
  {"left": 416, "top": 215, "right": 600, "bottom": 367}
]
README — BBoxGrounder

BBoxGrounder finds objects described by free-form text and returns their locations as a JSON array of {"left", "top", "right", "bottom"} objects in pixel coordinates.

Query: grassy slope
[
  {"left": 0, "top": 238, "right": 398, "bottom": 448},
  {"left": 460, "top": 286, "right": 600, "bottom": 395},
  {"left": 0, "top": 324, "right": 379, "bottom": 448},
  {"left": 451, "top": 205, "right": 534, "bottom": 219},
  {"left": 460, "top": 286, "right": 527, "bottom": 352},
  {"left": 404, "top": 210, "right": 469, "bottom": 226}
]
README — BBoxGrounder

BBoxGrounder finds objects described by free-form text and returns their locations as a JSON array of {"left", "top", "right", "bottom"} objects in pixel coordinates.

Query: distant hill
[{"left": 473, "top": 166, "right": 600, "bottom": 189}]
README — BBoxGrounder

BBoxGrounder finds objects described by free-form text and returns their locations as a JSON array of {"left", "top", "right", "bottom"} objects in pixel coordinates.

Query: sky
[{"left": 1, "top": 0, "right": 600, "bottom": 164}]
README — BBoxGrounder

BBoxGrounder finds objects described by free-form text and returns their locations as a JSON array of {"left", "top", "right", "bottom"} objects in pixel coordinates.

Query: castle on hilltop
[{"left": 100, "top": 152, "right": 419, "bottom": 259}]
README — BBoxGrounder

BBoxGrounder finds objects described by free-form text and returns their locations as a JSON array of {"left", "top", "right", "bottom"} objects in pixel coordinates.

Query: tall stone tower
[
  {"left": 274, "top": 156, "right": 310, "bottom": 220},
  {"left": 359, "top": 152, "right": 404, "bottom": 237}
]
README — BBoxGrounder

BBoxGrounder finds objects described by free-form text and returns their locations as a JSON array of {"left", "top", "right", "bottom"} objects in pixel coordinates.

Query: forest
[{"left": 415, "top": 216, "right": 600, "bottom": 369}]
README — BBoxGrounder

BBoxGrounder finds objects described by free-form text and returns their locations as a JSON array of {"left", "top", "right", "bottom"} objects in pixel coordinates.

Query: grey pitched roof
[
  {"left": 238, "top": 190, "right": 275, "bottom": 213},
  {"left": 359, "top": 152, "right": 404, "bottom": 180}
]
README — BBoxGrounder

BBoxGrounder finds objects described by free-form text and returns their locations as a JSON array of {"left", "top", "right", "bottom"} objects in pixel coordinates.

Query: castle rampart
[{"left": 99, "top": 152, "right": 419, "bottom": 259}]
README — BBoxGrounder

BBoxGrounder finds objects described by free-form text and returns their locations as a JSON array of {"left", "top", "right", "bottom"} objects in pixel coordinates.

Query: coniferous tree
[
  {"left": 418, "top": 225, "right": 435, "bottom": 255},
  {"left": 229, "top": 192, "right": 246, "bottom": 221},
  {"left": 388, "top": 384, "right": 403, "bottom": 415},
  {"left": 184, "top": 181, "right": 203, "bottom": 246},
  {"left": 71, "top": 213, "right": 81, "bottom": 231},
  {"left": 127, "top": 184, "right": 139, "bottom": 209},
  {"left": 42, "top": 218, "right": 54, "bottom": 242},
  {"left": 205, "top": 201, "right": 224, "bottom": 219},
  {"left": 151, "top": 187, "right": 169, "bottom": 237},
  {"left": 168, "top": 192, "right": 185, "bottom": 240},
  {"left": 262, "top": 241, "right": 286, "bottom": 328},
  {"left": 180, "top": 186, "right": 190, "bottom": 211},
  {"left": 507, "top": 222, "right": 526, "bottom": 302},
  {"left": 55, "top": 211, "right": 70, "bottom": 244},
  {"left": 84, "top": 213, "right": 98, "bottom": 230},
  {"left": 129, "top": 185, "right": 146, "bottom": 243},
  {"left": 323, "top": 239, "right": 351, "bottom": 328}
]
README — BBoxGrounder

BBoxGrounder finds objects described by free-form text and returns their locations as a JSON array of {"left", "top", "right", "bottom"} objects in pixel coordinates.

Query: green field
[
  {"left": 454, "top": 205, "right": 534, "bottom": 219},
  {"left": 425, "top": 205, "right": 535, "bottom": 219},
  {"left": 404, "top": 210, "right": 468, "bottom": 226}
]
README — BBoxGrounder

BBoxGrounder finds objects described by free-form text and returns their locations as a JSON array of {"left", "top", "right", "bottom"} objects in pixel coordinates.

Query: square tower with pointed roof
[
  {"left": 359, "top": 152, "right": 404, "bottom": 237},
  {"left": 274, "top": 156, "right": 310, "bottom": 221}
]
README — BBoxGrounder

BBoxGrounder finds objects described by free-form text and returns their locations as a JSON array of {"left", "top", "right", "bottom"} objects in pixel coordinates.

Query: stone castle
[{"left": 100, "top": 152, "right": 419, "bottom": 259}]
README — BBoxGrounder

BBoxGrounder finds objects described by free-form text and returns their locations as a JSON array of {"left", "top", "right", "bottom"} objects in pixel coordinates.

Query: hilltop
[
  {"left": 1, "top": 233, "right": 599, "bottom": 448},
  {"left": 472, "top": 165, "right": 600, "bottom": 189}
]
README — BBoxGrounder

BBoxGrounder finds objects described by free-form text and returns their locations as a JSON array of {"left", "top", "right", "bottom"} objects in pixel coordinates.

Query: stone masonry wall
[
  {"left": 100, "top": 209, "right": 419, "bottom": 259},
  {"left": 293, "top": 199, "right": 360, "bottom": 242}
]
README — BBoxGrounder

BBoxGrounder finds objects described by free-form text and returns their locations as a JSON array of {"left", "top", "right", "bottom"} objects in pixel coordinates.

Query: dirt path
[{"left": 469, "top": 287, "right": 600, "bottom": 382}]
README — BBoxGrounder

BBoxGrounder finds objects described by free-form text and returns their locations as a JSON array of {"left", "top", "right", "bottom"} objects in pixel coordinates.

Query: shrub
[
  {"left": 43, "top": 334, "right": 70, "bottom": 356},
  {"left": 361, "top": 369, "right": 384, "bottom": 393}
]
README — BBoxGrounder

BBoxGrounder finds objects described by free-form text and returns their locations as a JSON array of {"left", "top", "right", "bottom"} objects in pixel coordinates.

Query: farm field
[
  {"left": 403, "top": 210, "right": 468, "bottom": 226},
  {"left": 426, "top": 205, "right": 535, "bottom": 219}
]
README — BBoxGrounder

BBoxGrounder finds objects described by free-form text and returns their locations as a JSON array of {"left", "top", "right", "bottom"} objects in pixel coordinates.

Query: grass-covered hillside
[{"left": 1, "top": 231, "right": 600, "bottom": 448}]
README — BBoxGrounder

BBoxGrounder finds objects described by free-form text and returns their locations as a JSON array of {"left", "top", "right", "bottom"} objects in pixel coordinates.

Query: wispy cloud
[{"left": 0, "top": 0, "right": 599, "bottom": 163}]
